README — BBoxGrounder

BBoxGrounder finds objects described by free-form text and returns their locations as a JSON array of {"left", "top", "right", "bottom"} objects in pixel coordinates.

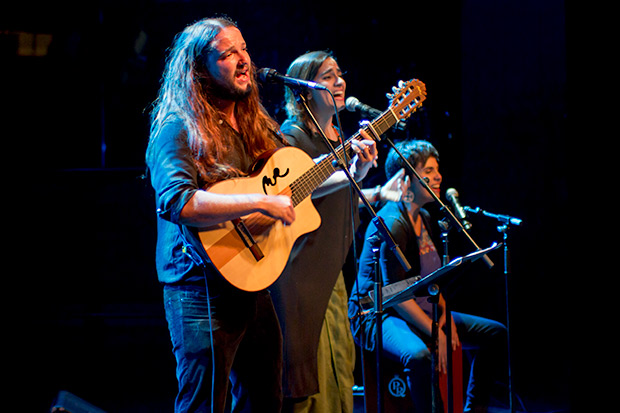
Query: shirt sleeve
[
  {"left": 379, "top": 210, "right": 414, "bottom": 286},
  {"left": 146, "top": 120, "right": 200, "bottom": 224}
]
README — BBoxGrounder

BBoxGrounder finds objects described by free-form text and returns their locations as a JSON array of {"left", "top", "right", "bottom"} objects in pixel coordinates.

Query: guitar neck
[{"left": 289, "top": 108, "right": 401, "bottom": 206}]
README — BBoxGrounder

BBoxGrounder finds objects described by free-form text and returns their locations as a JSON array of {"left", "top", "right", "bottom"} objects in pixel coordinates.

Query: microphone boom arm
[{"left": 464, "top": 206, "right": 523, "bottom": 227}]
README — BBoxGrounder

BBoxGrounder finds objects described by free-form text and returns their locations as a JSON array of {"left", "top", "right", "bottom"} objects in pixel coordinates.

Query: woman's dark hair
[
  {"left": 385, "top": 139, "right": 439, "bottom": 180},
  {"left": 283, "top": 50, "right": 335, "bottom": 129}
]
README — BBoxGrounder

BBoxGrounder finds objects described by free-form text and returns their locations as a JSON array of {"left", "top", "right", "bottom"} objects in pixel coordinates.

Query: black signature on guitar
[{"left": 262, "top": 167, "right": 290, "bottom": 194}]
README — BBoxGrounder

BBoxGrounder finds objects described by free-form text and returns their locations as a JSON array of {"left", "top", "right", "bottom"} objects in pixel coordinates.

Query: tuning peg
[
  {"left": 392, "top": 86, "right": 399, "bottom": 94},
  {"left": 398, "top": 80, "right": 405, "bottom": 88},
  {"left": 386, "top": 93, "right": 394, "bottom": 100}
]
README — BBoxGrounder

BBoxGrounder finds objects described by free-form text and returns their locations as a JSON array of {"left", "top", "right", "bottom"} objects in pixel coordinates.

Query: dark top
[{"left": 268, "top": 119, "right": 360, "bottom": 398}]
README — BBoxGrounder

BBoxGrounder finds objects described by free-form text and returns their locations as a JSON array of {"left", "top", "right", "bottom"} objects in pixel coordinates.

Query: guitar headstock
[{"left": 387, "top": 79, "right": 427, "bottom": 122}]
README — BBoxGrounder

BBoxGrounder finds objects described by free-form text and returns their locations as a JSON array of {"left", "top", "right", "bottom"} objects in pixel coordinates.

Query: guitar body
[{"left": 198, "top": 146, "right": 321, "bottom": 291}]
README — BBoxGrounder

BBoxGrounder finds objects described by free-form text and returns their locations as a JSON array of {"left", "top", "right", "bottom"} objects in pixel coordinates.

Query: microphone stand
[
  {"left": 499, "top": 223, "right": 515, "bottom": 413},
  {"left": 371, "top": 245, "right": 384, "bottom": 413},
  {"left": 291, "top": 87, "right": 411, "bottom": 413},
  {"left": 465, "top": 206, "right": 522, "bottom": 413},
  {"left": 438, "top": 219, "right": 456, "bottom": 413}
]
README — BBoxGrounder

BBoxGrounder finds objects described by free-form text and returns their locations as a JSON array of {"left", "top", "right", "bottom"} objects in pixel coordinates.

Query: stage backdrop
[{"left": 4, "top": 0, "right": 569, "bottom": 411}]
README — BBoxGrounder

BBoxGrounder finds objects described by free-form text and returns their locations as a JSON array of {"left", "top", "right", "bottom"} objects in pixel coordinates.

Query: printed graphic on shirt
[
  {"left": 418, "top": 224, "right": 437, "bottom": 256},
  {"left": 415, "top": 223, "right": 442, "bottom": 315},
  {"left": 417, "top": 224, "right": 441, "bottom": 278}
]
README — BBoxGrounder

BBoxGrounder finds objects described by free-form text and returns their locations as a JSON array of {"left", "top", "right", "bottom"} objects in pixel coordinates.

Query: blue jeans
[
  {"left": 164, "top": 284, "right": 283, "bottom": 412},
  {"left": 381, "top": 312, "right": 507, "bottom": 412}
]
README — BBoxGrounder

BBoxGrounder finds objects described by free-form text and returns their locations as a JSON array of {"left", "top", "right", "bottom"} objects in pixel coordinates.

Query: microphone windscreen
[
  {"left": 345, "top": 96, "right": 360, "bottom": 112},
  {"left": 257, "top": 68, "right": 276, "bottom": 83},
  {"left": 445, "top": 188, "right": 459, "bottom": 199}
]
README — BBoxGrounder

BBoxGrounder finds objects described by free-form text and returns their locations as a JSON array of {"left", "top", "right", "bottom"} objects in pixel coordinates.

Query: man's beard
[{"left": 210, "top": 78, "right": 253, "bottom": 101}]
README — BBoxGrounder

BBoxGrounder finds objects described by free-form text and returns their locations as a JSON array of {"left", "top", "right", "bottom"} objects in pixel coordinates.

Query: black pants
[
  {"left": 366, "top": 312, "right": 507, "bottom": 412},
  {"left": 164, "top": 285, "right": 283, "bottom": 412}
]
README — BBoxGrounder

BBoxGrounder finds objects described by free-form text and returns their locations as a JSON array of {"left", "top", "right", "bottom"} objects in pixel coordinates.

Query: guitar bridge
[{"left": 232, "top": 218, "right": 264, "bottom": 262}]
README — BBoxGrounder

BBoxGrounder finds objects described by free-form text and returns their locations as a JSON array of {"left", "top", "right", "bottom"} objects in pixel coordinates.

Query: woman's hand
[
  {"left": 350, "top": 129, "right": 378, "bottom": 180},
  {"left": 379, "top": 168, "right": 411, "bottom": 202}
]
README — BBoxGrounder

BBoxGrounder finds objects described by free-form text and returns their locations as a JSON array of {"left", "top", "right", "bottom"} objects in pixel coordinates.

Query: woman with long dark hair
[{"left": 270, "top": 50, "right": 378, "bottom": 413}]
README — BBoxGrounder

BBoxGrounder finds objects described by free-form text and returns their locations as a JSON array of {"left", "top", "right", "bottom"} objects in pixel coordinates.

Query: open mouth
[{"left": 236, "top": 68, "right": 250, "bottom": 82}]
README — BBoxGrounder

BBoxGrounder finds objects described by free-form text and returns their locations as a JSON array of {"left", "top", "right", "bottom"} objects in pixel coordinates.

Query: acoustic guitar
[{"left": 198, "top": 79, "right": 427, "bottom": 291}]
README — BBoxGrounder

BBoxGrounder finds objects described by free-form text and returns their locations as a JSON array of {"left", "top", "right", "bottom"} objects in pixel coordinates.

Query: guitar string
[
  {"left": 289, "top": 109, "right": 395, "bottom": 206},
  {"left": 287, "top": 81, "right": 424, "bottom": 203},
  {"left": 242, "top": 120, "right": 381, "bottom": 233},
  {"left": 245, "top": 83, "right": 424, "bottom": 229}
]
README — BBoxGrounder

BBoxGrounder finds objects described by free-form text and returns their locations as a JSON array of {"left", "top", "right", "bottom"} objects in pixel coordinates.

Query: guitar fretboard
[{"left": 288, "top": 108, "right": 401, "bottom": 206}]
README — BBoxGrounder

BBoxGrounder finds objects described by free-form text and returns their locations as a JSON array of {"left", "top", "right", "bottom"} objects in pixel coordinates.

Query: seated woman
[{"left": 348, "top": 139, "right": 507, "bottom": 413}]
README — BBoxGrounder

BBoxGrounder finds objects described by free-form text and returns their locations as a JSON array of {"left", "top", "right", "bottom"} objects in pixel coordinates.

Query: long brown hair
[{"left": 148, "top": 17, "right": 279, "bottom": 185}]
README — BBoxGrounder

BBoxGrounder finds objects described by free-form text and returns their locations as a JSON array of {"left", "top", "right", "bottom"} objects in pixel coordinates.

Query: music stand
[{"left": 382, "top": 242, "right": 502, "bottom": 309}]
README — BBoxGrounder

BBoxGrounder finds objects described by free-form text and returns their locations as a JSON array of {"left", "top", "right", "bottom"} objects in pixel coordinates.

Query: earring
[{"left": 402, "top": 190, "right": 415, "bottom": 203}]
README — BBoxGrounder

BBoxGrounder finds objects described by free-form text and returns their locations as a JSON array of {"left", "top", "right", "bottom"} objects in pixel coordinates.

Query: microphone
[
  {"left": 445, "top": 188, "right": 472, "bottom": 230},
  {"left": 257, "top": 68, "right": 328, "bottom": 91},
  {"left": 346, "top": 96, "right": 407, "bottom": 131}
]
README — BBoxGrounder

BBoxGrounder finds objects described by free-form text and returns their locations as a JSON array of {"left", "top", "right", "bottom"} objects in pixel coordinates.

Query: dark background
[{"left": 3, "top": 0, "right": 573, "bottom": 411}]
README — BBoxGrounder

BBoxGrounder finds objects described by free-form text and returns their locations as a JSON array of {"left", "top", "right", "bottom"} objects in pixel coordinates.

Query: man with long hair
[{"left": 146, "top": 17, "right": 294, "bottom": 412}]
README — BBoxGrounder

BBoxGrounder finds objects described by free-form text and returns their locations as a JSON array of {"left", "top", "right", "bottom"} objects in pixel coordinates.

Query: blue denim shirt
[{"left": 146, "top": 119, "right": 206, "bottom": 285}]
